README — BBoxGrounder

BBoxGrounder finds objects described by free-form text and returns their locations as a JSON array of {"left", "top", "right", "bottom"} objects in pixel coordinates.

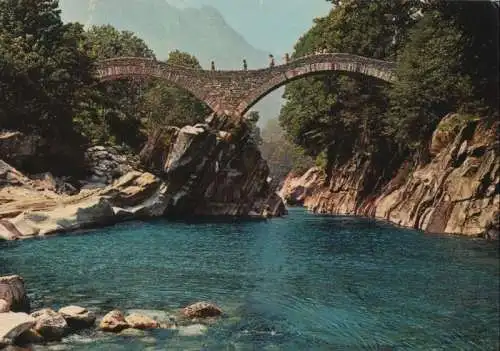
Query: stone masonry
[{"left": 95, "top": 53, "right": 396, "bottom": 118}]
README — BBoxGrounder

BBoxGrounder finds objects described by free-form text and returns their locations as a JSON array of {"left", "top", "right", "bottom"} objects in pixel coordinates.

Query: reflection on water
[{"left": 1, "top": 208, "right": 498, "bottom": 350}]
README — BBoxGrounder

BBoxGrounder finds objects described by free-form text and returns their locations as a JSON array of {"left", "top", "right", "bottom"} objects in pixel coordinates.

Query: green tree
[
  {"left": 0, "top": 0, "right": 94, "bottom": 140},
  {"left": 139, "top": 50, "right": 208, "bottom": 133},
  {"left": 280, "top": 1, "right": 416, "bottom": 165},
  {"left": 0, "top": 0, "right": 95, "bottom": 173},
  {"left": 77, "top": 25, "right": 155, "bottom": 148},
  {"left": 386, "top": 2, "right": 499, "bottom": 153}
]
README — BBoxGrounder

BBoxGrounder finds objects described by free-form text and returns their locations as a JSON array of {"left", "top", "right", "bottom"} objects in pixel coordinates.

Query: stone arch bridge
[{"left": 95, "top": 53, "right": 396, "bottom": 118}]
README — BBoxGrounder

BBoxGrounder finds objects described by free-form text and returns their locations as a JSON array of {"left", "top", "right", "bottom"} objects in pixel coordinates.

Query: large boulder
[
  {"left": 0, "top": 275, "right": 30, "bottom": 313},
  {"left": 30, "top": 308, "right": 68, "bottom": 341},
  {"left": 0, "top": 312, "right": 36, "bottom": 347},
  {"left": 58, "top": 305, "right": 96, "bottom": 330},
  {"left": 125, "top": 313, "right": 160, "bottom": 330},
  {"left": 162, "top": 122, "right": 286, "bottom": 217},
  {"left": 99, "top": 310, "right": 129, "bottom": 332},
  {"left": 182, "top": 302, "right": 223, "bottom": 319}
]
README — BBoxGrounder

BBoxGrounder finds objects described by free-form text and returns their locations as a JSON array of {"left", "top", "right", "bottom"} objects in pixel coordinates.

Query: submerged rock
[
  {"left": 99, "top": 310, "right": 129, "bottom": 332},
  {"left": 119, "top": 328, "right": 145, "bottom": 337},
  {"left": 30, "top": 308, "right": 68, "bottom": 341},
  {"left": 182, "top": 302, "right": 223, "bottom": 319},
  {"left": 58, "top": 305, "right": 96, "bottom": 330},
  {"left": 178, "top": 324, "right": 208, "bottom": 337},
  {"left": 124, "top": 313, "right": 160, "bottom": 330}
]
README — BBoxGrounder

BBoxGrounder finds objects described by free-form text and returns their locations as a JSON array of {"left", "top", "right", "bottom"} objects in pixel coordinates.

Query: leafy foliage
[
  {"left": 138, "top": 50, "right": 209, "bottom": 147},
  {"left": 76, "top": 25, "right": 155, "bottom": 148},
  {"left": 280, "top": 0, "right": 498, "bottom": 168},
  {"left": 0, "top": 0, "right": 94, "bottom": 143}
]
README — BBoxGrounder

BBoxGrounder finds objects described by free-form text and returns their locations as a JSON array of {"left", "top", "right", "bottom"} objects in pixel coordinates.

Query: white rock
[{"left": 0, "top": 312, "right": 36, "bottom": 345}]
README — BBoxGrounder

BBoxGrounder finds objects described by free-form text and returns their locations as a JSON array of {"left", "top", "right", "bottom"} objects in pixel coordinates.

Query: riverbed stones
[
  {"left": 99, "top": 310, "right": 129, "bottom": 332},
  {"left": 182, "top": 302, "right": 223, "bottom": 319},
  {"left": 58, "top": 305, "right": 96, "bottom": 330},
  {"left": 30, "top": 308, "right": 68, "bottom": 341},
  {"left": 124, "top": 313, "right": 160, "bottom": 330},
  {"left": 0, "top": 312, "right": 36, "bottom": 347},
  {"left": 178, "top": 324, "right": 208, "bottom": 337}
]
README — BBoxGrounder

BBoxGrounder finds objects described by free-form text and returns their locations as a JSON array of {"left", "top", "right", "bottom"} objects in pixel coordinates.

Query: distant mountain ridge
[{"left": 60, "top": 0, "right": 282, "bottom": 123}]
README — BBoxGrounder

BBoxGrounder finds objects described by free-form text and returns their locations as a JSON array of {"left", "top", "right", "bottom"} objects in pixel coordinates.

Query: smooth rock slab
[
  {"left": 58, "top": 305, "right": 96, "bottom": 330},
  {"left": 0, "top": 312, "right": 36, "bottom": 346}
]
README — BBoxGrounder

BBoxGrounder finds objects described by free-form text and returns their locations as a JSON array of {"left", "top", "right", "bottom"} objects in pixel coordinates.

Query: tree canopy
[{"left": 279, "top": 0, "right": 499, "bottom": 168}]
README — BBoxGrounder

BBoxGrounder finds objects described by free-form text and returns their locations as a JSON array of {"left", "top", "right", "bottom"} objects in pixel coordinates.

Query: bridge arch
[{"left": 95, "top": 53, "right": 396, "bottom": 118}]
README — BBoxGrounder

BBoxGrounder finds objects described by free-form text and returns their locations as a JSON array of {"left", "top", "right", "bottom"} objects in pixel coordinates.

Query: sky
[{"left": 163, "top": 0, "right": 332, "bottom": 53}]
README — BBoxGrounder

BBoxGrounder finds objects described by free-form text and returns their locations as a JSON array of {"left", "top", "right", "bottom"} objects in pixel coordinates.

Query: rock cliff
[
  {"left": 0, "top": 119, "right": 285, "bottom": 240},
  {"left": 280, "top": 114, "right": 499, "bottom": 238}
]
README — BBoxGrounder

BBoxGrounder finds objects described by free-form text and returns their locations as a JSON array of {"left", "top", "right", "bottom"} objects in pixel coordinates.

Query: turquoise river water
[{"left": 1, "top": 208, "right": 499, "bottom": 350}]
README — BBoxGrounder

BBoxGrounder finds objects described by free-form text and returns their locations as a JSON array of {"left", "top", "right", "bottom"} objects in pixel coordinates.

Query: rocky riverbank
[
  {"left": 280, "top": 114, "right": 499, "bottom": 239},
  {"left": 0, "top": 118, "right": 286, "bottom": 240},
  {"left": 0, "top": 275, "right": 225, "bottom": 349}
]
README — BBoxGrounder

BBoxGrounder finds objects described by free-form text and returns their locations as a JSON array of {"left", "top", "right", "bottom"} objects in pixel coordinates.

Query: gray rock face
[
  {"left": 281, "top": 114, "right": 499, "bottom": 237},
  {"left": 84, "top": 146, "right": 138, "bottom": 186},
  {"left": 0, "top": 275, "right": 30, "bottom": 313},
  {"left": 0, "top": 118, "right": 286, "bottom": 240},
  {"left": 162, "top": 121, "right": 286, "bottom": 217}
]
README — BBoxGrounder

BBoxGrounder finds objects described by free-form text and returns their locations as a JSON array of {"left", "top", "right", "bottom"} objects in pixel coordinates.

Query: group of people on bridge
[{"left": 210, "top": 53, "right": 292, "bottom": 71}]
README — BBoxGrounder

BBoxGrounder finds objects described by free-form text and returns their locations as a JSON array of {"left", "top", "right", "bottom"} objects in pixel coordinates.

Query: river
[{"left": 1, "top": 208, "right": 498, "bottom": 350}]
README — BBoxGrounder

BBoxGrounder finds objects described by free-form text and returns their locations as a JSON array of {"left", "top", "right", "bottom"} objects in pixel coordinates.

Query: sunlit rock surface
[{"left": 281, "top": 114, "right": 499, "bottom": 238}]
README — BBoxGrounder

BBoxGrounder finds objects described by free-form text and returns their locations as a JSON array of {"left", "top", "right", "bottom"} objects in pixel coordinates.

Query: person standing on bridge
[
  {"left": 211, "top": 61, "right": 215, "bottom": 71},
  {"left": 243, "top": 59, "right": 248, "bottom": 71},
  {"left": 269, "top": 54, "right": 275, "bottom": 68}
]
